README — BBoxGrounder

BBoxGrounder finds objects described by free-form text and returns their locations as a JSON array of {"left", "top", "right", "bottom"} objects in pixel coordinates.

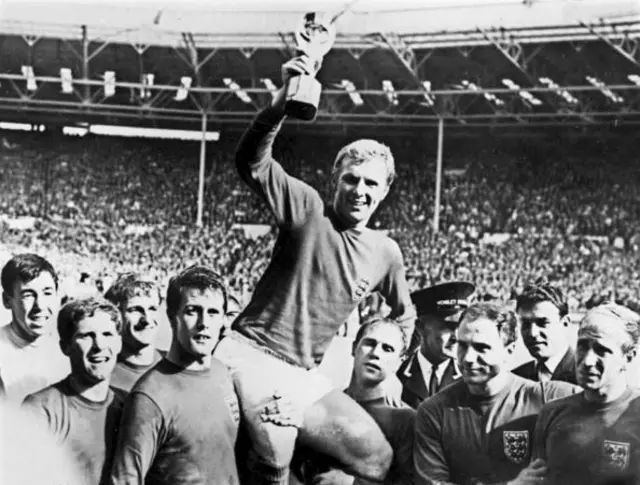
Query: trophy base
[{"left": 284, "top": 75, "right": 322, "bottom": 121}]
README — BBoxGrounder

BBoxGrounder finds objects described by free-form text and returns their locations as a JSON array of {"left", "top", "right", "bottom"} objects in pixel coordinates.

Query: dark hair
[
  {"left": 354, "top": 316, "right": 409, "bottom": 357},
  {"left": 166, "top": 266, "right": 228, "bottom": 321},
  {"left": 516, "top": 277, "right": 568, "bottom": 318},
  {"left": 58, "top": 297, "right": 122, "bottom": 348},
  {"left": 104, "top": 272, "right": 161, "bottom": 308},
  {"left": 581, "top": 303, "right": 640, "bottom": 355},
  {"left": 1, "top": 254, "right": 59, "bottom": 294},
  {"left": 460, "top": 302, "right": 519, "bottom": 347}
]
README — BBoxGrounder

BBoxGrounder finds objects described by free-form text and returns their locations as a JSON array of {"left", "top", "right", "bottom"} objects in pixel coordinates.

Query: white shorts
[{"left": 214, "top": 331, "right": 335, "bottom": 473}]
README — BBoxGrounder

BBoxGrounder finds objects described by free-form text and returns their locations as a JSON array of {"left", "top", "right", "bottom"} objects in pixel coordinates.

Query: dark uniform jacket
[
  {"left": 511, "top": 347, "right": 577, "bottom": 385},
  {"left": 398, "top": 353, "right": 462, "bottom": 409}
]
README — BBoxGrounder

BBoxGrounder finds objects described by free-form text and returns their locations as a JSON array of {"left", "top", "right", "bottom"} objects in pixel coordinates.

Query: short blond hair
[
  {"left": 581, "top": 303, "right": 640, "bottom": 354},
  {"left": 332, "top": 139, "right": 396, "bottom": 187}
]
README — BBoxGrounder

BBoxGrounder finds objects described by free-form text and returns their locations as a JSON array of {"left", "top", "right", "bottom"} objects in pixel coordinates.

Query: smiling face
[
  {"left": 457, "top": 317, "right": 510, "bottom": 387},
  {"left": 172, "top": 287, "right": 226, "bottom": 359},
  {"left": 3, "top": 272, "right": 59, "bottom": 341},
  {"left": 352, "top": 322, "right": 405, "bottom": 387},
  {"left": 121, "top": 292, "right": 161, "bottom": 350},
  {"left": 64, "top": 311, "right": 122, "bottom": 385},
  {"left": 518, "top": 301, "right": 569, "bottom": 362},
  {"left": 332, "top": 157, "right": 390, "bottom": 229}
]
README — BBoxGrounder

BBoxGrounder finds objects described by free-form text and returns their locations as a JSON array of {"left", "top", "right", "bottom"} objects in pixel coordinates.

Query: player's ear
[
  {"left": 625, "top": 347, "right": 637, "bottom": 365},
  {"left": 59, "top": 339, "right": 71, "bottom": 356},
  {"left": 504, "top": 341, "right": 516, "bottom": 356},
  {"left": 382, "top": 183, "right": 390, "bottom": 200},
  {"left": 2, "top": 292, "right": 11, "bottom": 310},
  {"left": 561, "top": 314, "right": 571, "bottom": 328}
]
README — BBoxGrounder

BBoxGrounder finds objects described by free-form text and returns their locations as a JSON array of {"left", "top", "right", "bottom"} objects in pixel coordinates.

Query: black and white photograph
[{"left": 1, "top": 1, "right": 640, "bottom": 484}]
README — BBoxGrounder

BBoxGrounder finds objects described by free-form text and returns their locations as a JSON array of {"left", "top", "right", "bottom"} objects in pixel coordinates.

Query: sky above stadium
[{"left": 1, "top": 0, "right": 638, "bottom": 35}]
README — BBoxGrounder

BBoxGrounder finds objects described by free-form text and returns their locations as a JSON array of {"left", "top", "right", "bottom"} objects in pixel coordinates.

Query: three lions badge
[
  {"left": 503, "top": 431, "right": 530, "bottom": 464},
  {"left": 603, "top": 440, "right": 630, "bottom": 472}
]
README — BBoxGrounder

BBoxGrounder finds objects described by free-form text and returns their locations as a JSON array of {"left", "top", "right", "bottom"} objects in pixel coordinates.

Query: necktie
[
  {"left": 428, "top": 365, "right": 439, "bottom": 397},
  {"left": 537, "top": 362, "right": 552, "bottom": 382}
]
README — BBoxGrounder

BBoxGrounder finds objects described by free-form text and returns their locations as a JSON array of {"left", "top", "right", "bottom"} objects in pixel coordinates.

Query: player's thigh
[
  {"left": 298, "top": 390, "right": 391, "bottom": 462},
  {"left": 215, "top": 334, "right": 333, "bottom": 466}
]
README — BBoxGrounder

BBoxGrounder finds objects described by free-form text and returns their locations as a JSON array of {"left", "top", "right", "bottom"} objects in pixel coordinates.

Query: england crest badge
[
  {"left": 603, "top": 440, "right": 630, "bottom": 471},
  {"left": 503, "top": 430, "right": 530, "bottom": 464}
]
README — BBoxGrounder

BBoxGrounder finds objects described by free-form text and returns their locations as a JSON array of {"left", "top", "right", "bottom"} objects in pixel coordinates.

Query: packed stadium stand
[{"left": 0, "top": 0, "right": 639, "bottom": 312}]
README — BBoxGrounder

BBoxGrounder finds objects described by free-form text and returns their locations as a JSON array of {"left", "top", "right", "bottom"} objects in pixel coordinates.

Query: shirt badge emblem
[
  {"left": 603, "top": 440, "right": 630, "bottom": 471},
  {"left": 503, "top": 430, "right": 529, "bottom": 464}
]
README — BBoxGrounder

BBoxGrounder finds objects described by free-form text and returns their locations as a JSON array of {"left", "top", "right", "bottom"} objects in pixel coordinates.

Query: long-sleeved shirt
[
  {"left": 23, "top": 376, "right": 125, "bottom": 485},
  {"left": 534, "top": 387, "right": 640, "bottom": 485},
  {"left": 110, "top": 358, "right": 239, "bottom": 485},
  {"left": 233, "top": 107, "right": 416, "bottom": 369},
  {"left": 414, "top": 373, "right": 579, "bottom": 485}
]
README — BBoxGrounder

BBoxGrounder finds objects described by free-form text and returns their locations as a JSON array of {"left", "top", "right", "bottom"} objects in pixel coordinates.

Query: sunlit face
[
  {"left": 457, "top": 317, "right": 510, "bottom": 386},
  {"left": 121, "top": 292, "right": 161, "bottom": 349},
  {"left": 332, "top": 158, "right": 390, "bottom": 228},
  {"left": 419, "top": 314, "right": 460, "bottom": 363},
  {"left": 518, "top": 301, "right": 569, "bottom": 362},
  {"left": 576, "top": 314, "right": 633, "bottom": 395},
  {"left": 352, "top": 323, "right": 405, "bottom": 386},
  {"left": 64, "top": 311, "right": 122, "bottom": 385},
  {"left": 172, "top": 288, "right": 226, "bottom": 358},
  {"left": 3, "top": 272, "right": 59, "bottom": 340}
]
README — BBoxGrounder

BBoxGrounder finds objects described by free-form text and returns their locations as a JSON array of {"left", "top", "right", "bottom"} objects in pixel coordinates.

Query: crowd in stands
[{"left": 0, "top": 128, "right": 638, "bottom": 312}]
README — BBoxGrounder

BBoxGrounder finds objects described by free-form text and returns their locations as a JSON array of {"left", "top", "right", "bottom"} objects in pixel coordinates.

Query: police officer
[{"left": 398, "top": 282, "right": 475, "bottom": 409}]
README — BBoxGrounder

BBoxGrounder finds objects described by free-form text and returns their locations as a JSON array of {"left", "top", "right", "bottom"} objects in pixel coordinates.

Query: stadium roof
[
  {"left": 0, "top": 0, "right": 639, "bottom": 132},
  {"left": 2, "top": 0, "right": 637, "bottom": 36}
]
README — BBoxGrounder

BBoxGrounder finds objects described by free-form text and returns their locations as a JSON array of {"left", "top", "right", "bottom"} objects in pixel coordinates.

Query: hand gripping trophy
[{"left": 284, "top": 12, "right": 337, "bottom": 121}]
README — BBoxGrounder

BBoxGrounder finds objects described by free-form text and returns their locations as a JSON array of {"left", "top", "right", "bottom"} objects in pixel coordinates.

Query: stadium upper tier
[{"left": 0, "top": 0, "right": 638, "bottom": 129}]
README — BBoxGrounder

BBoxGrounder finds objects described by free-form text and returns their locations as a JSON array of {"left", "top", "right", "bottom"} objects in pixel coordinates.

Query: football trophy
[{"left": 284, "top": 12, "right": 336, "bottom": 121}]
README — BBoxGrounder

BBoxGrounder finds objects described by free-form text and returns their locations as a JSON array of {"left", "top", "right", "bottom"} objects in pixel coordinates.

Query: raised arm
[
  {"left": 235, "top": 57, "right": 323, "bottom": 228},
  {"left": 110, "top": 392, "right": 164, "bottom": 485}
]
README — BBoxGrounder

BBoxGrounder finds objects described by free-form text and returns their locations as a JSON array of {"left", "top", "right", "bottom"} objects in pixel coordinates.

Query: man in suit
[
  {"left": 512, "top": 278, "right": 577, "bottom": 384},
  {"left": 398, "top": 281, "right": 475, "bottom": 408}
]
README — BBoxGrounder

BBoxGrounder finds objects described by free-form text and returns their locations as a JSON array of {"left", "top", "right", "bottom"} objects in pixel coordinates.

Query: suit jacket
[
  {"left": 397, "top": 353, "right": 461, "bottom": 409},
  {"left": 511, "top": 346, "right": 577, "bottom": 385}
]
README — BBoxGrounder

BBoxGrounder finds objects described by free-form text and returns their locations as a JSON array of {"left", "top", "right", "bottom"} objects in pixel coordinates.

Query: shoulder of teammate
[
  {"left": 110, "top": 386, "right": 128, "bottom": 407},
  {"left": 417, "top": 379, "right": 463, "bottom": 418},
  {"left": 379, "top": 235, "right": 404, "bottom": 265},
  {"left": 21, "top": 380, "right": 63, "bottom": 407},
  {"left": 539, "top": 379, "right": 582, "bottom": 403},
  {"left": 21, "top": 382, "right": 64, "bottom": 429}
]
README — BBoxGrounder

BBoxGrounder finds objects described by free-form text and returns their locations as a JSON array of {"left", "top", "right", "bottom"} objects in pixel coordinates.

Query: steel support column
[
  {"left": 433, "top": 117, "right": 444, "bottom": 234},
  {"left": 196, "top": 112, "right": 207, "bottom": 227}
]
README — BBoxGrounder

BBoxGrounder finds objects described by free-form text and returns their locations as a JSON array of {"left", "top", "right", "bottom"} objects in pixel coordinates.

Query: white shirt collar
[
  {"left": 540, "top": 347, "right": 567, "bottom": 375},
  {"left": 3, "top": 322, "right": 53, "bottom": 349},
  {"left": 417, "top": 351, "right": 451, "bottom": 388}
]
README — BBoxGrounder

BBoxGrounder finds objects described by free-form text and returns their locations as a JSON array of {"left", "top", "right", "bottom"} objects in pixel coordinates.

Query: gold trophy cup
[{"left": 284, "top": 12, "right": 336, "bottom": 121}]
